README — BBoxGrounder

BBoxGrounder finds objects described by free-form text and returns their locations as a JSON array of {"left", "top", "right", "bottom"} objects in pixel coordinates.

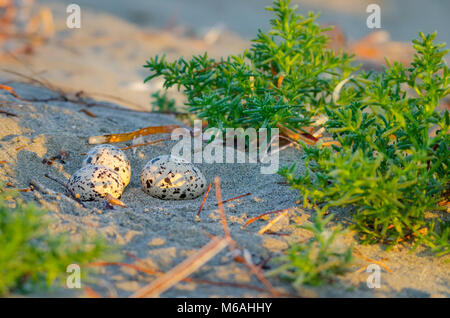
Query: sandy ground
[
  {"left": 0, "top": 81, "right": 448, "bottom": 298},
  {"left": 0, "top": 3, "right": 449, "bottom": 298},
  {"left": 0, "top": 3, "right": 248, "bottom": 111}
]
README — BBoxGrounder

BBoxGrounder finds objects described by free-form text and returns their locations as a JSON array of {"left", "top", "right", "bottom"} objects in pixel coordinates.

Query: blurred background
[
  {"left": 1, "top": 0, "right": 449, "bottom": 110},
  {"left": 41, "top": 0, "right": 450, "bottom": 44}
]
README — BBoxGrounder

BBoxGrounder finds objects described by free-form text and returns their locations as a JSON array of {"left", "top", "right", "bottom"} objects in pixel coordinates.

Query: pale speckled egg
[
  {"left": 67, "top": 165, "right": 124, "bottom": 201},
  {"left": 140, "top": 155, "right": 207, "bottom": 200},
  {"left": 82, "top": 144, "right": 131, "bottom": 186}
]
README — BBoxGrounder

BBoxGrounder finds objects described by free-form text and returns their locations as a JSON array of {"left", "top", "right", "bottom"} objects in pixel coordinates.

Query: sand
[
  {"left": 0, "top": 2, "right": 248, "bottom": 111},
  {"left": 0, "top": 3, "right": 448, "bottom": 298},
  {"left": 0, "top": 80, "right": 448, "bottom": 298}
]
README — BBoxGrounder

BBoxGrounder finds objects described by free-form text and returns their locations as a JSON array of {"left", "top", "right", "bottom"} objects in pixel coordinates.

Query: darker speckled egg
[{"left": 67, "top": 165, "right": 124, "bottom": 201}]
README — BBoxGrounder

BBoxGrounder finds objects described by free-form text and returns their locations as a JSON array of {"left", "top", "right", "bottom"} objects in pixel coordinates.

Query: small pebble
[
  {"left": 82, "top": 144, "right": 131, "bottom": 186},
  {"left": 140, "top": 155, "right": 207, "bottom": 200}
]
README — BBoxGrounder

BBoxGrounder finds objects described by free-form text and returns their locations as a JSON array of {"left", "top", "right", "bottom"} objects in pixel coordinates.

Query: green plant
[
  {"left": 415, "top": 219, "right": 449, "bottom": 257},
  {"left": 143, "top": 0, "right": 449, "bottom": 255},
  {"left": 151, "top": 90, "right": 176, "bottom": 113},
  {"left": 0, "top": 185, "right": 113, "bottom": 295},
  {"left": 144, "top": 0, "right": 355, "bottom": 131},
  {"left": 281, "top": 32, "right": 449, "bottom": 252},
  {"left": 269, "top": 210, "right": 353, "bottom": 286}
]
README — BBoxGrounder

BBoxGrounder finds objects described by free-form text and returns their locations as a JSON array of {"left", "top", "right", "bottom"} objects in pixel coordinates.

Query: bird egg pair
[
  {"left": 67, "top": 144, "right": 130, "bottom": 201},
  {"left": 68, "top": 146, "right": 207, "bottom": 201}
]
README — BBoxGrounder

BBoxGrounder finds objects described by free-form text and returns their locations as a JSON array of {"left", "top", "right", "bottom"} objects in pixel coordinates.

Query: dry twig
[
  {"left": 353, "top": 248, "right": 391, "bottom": 273},
  {"left": 91, "top": 256, "right": 276, "bottom": 295},
  {"left": 213, "top": 176, "right": 280, "bottom": 297},
  {"left": 242, "top": 208, "right": 290, "bottom": 228},
  {"left": 79, "top": 108, "right": 97, "bottom": 118},
  {"left": 258, "top": 210, "right": 289, "bottom": 235},
  {"left": 43, "top": 173, "right": 86, "bottom": 208},
  {"left": 196, "top": 183, "right": 212, "bottom": 218},
  {"left": 131, "top": 236, "right": 229, "bottom": 298},
  {"left": 30, "top": 178, "right": 86, "bottom": 208},
  {"left": 215, "top": 192, "right": 252, "bottom": 206}
]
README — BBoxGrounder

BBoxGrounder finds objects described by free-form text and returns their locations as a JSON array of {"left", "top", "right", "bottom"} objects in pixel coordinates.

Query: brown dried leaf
[
  {"left": 88, "top": 125, "right": 181, "bottom": 144},
  {"left": 105, "top": 194, "right": 127, "bottom": 208},
  {"left": 278, "top": 124, "right": 318, "bottom": 145}
]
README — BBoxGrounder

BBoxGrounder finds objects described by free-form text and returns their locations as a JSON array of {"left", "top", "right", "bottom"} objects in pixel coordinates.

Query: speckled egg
[
  {"left": 140, "top": 155, "right": 207, "bottom": 200},
  {"left": 67, "top": 165, "right": 124, "bottom": 201},
  {"left": 82, "top": 144, "right": 131, "bottom": 186}
]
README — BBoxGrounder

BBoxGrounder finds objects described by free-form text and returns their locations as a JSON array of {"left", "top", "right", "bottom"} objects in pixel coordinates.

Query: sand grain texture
[
  {"left": 0, "top": 81, "right": 449, "bottom": 298},
  {"left": 0, "top": 4, "right": 448, "bottom": 297}
]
